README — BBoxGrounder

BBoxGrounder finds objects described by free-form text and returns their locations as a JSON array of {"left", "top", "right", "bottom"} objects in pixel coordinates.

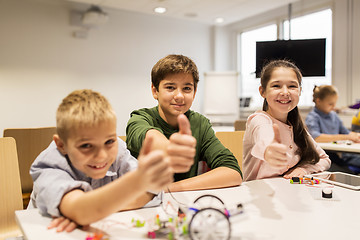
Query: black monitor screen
[{"left": 255, "top": 39, "right": 326, "bottom": 78}]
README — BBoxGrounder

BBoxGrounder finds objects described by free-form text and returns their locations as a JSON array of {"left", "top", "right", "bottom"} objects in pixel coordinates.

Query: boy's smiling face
[
  {"left": 152, "top": 73, "right": 196, "bottom": 127},
  {"left": 55, "top": 119, "right": 118, "bottom": 179}
]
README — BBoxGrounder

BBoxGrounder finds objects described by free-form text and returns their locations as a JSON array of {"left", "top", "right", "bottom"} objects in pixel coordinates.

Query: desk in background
[
  {"left": 16, "top": 178, "right": 360, "bottom": 240},
  {"left": 318, "top": 142, "right": 360, "bottom": 154}
]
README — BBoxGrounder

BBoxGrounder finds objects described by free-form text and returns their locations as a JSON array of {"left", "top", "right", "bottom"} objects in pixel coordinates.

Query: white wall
[
  {"left": 353, "top": 0, "right": 360, "bottom": 103},
  {"left": 2, "top": 0, "right": 357, "bottom": 137},
  {"left": 333, "top": 0, "right": 360, "bottom": 107},
  {"left": 0, "top": 0, "right": 212, "bottom": 136}
]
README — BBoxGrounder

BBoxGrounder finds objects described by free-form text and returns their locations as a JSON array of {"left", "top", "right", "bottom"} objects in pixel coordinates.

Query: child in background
[
  {"left": 126, "top": 54, "right": 242, "bottom": 192},
  {"left": 305, "top": 85, "right": 360, "bottom": 169},
  {"left": 351, "top": 110, "right": 360, "bottom": 132},
  {"left": 243, "top": 60, "right": 330, "bottom": 181},
  {"left": 28, "top": 89, "right": 173, "bottom": 232}
]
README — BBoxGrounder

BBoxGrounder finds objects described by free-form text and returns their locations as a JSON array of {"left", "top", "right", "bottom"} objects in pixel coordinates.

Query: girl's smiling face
[{"left": 260, "top": 67, "right": 301, "bottom": 123}]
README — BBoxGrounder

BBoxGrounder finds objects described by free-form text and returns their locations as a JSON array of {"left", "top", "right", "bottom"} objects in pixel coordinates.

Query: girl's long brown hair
[{"left": 261, "top": 60, "right": 319, "bottom": 166}]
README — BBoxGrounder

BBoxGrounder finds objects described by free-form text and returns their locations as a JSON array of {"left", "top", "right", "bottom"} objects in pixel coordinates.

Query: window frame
[{"left": 236, "top": 6, "right": 333, "bottom": 108}]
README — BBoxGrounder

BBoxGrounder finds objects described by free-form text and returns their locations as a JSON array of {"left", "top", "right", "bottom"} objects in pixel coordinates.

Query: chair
[
  {"left": 0, "top": 137, "right": 23, "bottom": 239},
  {"left": 215, "top": 131, "right": 245, "bottom": 171},
  {"left": 234, "top": 119, "right": 247, "bottom": 131},
  {"left": 3, "top": 127, "right": 57, "bottom": 208}
]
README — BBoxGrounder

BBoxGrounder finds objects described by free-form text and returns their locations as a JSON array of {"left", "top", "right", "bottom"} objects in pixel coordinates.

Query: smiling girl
[{"left": 243, "top": 60, "right": 331, "bottom": 181}]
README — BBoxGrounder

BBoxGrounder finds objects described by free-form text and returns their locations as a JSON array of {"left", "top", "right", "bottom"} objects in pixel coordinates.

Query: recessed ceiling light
[
  {"left": 154, "top": 7, "right": 167, "bottom": 14},
  {"left": 214, "top": 17, "right": 225, "bottom": 24}
]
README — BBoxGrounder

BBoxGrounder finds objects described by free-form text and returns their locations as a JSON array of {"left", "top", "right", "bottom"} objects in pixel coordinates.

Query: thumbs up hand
[
  {"left": 178, "top": 113, "right": 192, "bottom": 135},
  {"left": 137, "top": 135, "right": 173, "bottom": 191},
  {"left": 264, "top": 124, "right": 288, "bottom": 169},
  {"left": 167, "top": 114, "right": 196, "bottom": 173}
]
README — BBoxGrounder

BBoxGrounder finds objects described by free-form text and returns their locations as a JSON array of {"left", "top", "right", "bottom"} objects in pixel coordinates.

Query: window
[
  {"left": 239, "top": 8, "right": 332, "bottom": 108},
  {"left": 284, "top": 9, "right": 332, "bottom": 106},
  {"left": 239, "top": 24, "right": 277, "bottom": 108}
]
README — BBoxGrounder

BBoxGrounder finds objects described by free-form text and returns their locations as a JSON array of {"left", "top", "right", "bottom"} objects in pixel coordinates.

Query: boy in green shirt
[{"left": 126, "top": 54, "right": 242, "bottom": 192}]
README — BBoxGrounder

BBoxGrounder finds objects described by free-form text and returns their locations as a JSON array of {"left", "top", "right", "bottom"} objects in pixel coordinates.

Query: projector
[{"left": 82, "top": 5, "right": 109, "bottom": 25}]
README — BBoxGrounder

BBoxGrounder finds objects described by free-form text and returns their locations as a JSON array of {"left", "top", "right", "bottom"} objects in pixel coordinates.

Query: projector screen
[{"left": 255, "top": 39, "right": 326, "bottom": 78}]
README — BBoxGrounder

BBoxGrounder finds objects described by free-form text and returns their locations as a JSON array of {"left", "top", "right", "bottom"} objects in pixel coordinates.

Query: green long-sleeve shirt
[{"left": 126, "top": 107, "right": 242, "bottom": 182}]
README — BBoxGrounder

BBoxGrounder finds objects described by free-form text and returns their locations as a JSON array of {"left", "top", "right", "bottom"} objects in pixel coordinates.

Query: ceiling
[{"left": 67, "top": 0, "right": 300, "bottom": 26}]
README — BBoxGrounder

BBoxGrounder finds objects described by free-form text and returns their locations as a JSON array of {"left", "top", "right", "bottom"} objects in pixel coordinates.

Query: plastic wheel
[
  {"left": 188, "top": 208, "right": 231, "bottom": 240},
  {"left": 192, "top": 194, "right": 225, "bottom": 211}
]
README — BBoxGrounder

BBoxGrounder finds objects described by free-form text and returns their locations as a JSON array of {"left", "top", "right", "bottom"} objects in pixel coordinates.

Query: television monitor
[{"left": 255, "top": 38, "right": 326, "bottom": 78}]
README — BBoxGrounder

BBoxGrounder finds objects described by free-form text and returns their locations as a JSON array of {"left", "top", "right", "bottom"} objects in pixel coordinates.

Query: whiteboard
[{"left": 203, "top": 72, "right": 239, "bottom": 123}]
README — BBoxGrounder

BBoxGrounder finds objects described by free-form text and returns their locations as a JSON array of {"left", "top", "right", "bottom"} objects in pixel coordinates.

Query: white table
[
  {"left": 318, "top": 142, "right": 360, "bottom": 154},
  {"left": 16, "top": 178, "right": 360, "bottom": 240}
]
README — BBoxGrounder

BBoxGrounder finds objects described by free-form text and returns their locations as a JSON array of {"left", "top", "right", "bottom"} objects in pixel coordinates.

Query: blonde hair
[
  {"left": 56, "top": 89, "right": 116, "bottom": 141},
  {"left": 312, "top": 85, "right": 338, "bottom": 102}
]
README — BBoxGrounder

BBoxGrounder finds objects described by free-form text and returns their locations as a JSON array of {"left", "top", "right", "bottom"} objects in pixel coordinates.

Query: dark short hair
[{"left": 151, "top": 54, "right": 199, "bottom": 90}]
